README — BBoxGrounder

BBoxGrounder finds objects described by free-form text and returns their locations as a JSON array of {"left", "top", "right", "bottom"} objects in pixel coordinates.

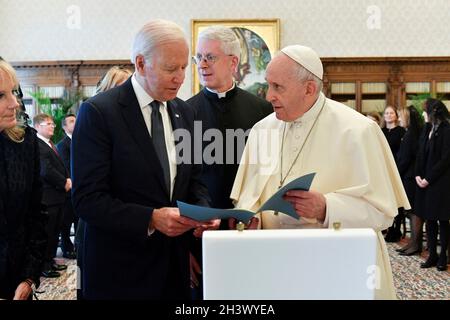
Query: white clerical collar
[
  {"left": 206, "top": 82, "right": 236, "bottom": 98},
  {"left": 37, "top": 133, "right": 51, "bottom": 146},
  {"left": 131, "top": 73, "right": 167, "bottom": 110},
  {"left": 291, "top": 92, "right": 325, "bottom": 125}
]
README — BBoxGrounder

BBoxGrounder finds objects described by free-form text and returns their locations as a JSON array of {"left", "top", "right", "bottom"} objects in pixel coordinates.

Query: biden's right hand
[{"left": 151, "top": 207, "right": 202, "bottom": 237}]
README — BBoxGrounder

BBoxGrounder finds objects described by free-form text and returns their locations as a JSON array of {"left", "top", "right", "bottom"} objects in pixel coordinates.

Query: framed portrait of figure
[{"left": 191, "top": 19, "right": 280, "bottom": 99}]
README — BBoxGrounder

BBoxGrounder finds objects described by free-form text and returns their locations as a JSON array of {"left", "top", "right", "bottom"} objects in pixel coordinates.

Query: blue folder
[{"left": 177, "top": 172, "right": 315, "bottom": 223}]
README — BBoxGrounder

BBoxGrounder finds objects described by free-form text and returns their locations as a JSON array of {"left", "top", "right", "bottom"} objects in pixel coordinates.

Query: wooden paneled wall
[
  {"left": 11, "top": 57, "right": 450, "bottom": 114},
  {"left": 322, "top": 57, "right": 450, "bottom": 112}
]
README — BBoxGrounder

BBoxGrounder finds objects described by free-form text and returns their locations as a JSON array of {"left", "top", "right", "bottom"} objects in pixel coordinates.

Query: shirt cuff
[{"left": 148, "top": 209, "right": 156, "bottom": 236}]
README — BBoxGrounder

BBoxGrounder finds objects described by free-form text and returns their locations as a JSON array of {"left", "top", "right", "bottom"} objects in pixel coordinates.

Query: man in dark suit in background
[
  {"left": 188, "top": 25, "right": 273, "bottom": 214},
  {"left": 72, "top": 19, "right": 214, "bottom": 300},
  {"left": 34, "top": 113, "right": 71, "bottom": 278},
  {"left": 186, "top": 26, "right": 273, "bottom": 298},
  {"left": 56, "top": 114, "right": 77, "bottom": 259}
]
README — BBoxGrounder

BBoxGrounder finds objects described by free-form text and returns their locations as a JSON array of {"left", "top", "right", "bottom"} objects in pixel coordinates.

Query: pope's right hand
[{"left": 151, "top": 207, "right": 201, "bottom": 237}]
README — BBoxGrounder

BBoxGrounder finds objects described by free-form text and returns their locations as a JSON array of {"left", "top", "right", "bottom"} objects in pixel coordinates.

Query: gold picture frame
[{"left": 191, "top": 19, "right": 280, "bottom": 97}]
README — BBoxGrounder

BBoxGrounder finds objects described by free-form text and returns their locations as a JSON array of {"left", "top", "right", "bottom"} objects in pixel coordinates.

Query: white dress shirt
[
  {"left": 131, "top": 73, "right": 177, "bottom": 199},
  {"left": 37, "top": 133, "right": 54, "bottom": 149}
]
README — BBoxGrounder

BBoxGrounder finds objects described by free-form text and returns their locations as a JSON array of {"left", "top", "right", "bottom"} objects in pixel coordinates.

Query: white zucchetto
[{"left": 281, "top": 45, "right": 323, "bottom": 80}]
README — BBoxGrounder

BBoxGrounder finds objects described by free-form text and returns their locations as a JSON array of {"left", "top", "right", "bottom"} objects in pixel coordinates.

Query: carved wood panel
[{"left": 11, "top": 57, "right": 450, "bottom": 114}]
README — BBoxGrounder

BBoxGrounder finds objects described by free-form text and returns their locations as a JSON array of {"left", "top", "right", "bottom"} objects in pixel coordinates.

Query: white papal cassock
[{"left": 230, "top": 92, "right": 410, "bottom": 300}]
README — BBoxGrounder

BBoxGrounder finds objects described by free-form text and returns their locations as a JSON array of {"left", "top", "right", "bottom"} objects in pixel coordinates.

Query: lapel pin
[{"left": 175, "top": 114, "right": 180, "bottom": 118}]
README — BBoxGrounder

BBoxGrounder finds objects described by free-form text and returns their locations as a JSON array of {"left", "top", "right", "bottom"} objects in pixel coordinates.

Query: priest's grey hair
[
  {"left": 131, "top": 19, "right": 187, "bottom": 64},
  {"left": 198, "top": 25, "right": 241, "bottom": 60}
]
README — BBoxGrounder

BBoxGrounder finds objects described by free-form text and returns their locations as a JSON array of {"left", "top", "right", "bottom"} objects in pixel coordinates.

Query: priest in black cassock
[{"left": 186, "top": 25, "right": 272, "bottom": 298}]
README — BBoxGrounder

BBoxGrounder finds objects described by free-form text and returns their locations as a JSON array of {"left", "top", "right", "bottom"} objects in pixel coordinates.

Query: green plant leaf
[{"left": 29, "top": 88, "right": 81, "bottom": 143}]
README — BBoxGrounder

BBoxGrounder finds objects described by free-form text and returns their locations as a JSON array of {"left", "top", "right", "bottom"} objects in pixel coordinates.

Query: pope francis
[{"left": 230, "top": 45, "right": 410, "bottom": 299}]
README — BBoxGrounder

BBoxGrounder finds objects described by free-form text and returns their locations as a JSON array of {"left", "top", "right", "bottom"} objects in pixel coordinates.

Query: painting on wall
[{"left": 191, "top": 19, "right": 280, "bottom": 99}]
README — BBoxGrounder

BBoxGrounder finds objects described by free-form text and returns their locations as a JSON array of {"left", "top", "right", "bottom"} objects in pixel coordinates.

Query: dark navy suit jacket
[
  {"left": 38, "top": 138, "right": 68, "bottom": 206},
  {"left": 56, "top": 135, "right": 71, "bottom": 174},
  {"left": 71, "top": 78, "right": 210, "bottom": 299}
]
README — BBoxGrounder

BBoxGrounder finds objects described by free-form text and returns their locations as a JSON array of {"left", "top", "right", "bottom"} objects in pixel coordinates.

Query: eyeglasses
[
  {"left": 40, "top": 122, "right": 56, "bottom": 128},
  {"left": 192, "top": 53, "right": 234, "bottom": 65}
]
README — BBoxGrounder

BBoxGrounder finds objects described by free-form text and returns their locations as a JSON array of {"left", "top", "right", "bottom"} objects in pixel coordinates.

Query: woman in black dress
[
  {"left": 0, "top": 60, "right": 47, "bottom": 299},
  {"left": 415, "top": 98, "right": 450, "bottom": 271},
  {"left": 382, "top": 106, "right": 406, "bottom": 242},
  {"left": 396, "top": 106, "right": 424, "bottom": 255},
  {"left": 382, "top": 105, "right": 406, "bottom": 159}
]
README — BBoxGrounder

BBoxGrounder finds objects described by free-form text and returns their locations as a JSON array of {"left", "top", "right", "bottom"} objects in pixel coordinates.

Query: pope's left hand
[
  {"left": 283, "top": 190, "right": 326, "bottom": 222},
  {"left": 193, "top": 219, "right": 221, "bottom": 237}
]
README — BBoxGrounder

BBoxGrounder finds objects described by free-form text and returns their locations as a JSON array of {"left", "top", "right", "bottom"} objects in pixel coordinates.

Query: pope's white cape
[{"left": 230, "top": 92, "right": 410, "bottom": 299}]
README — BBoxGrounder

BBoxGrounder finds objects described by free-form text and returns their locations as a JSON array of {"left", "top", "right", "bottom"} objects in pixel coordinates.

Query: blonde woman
[
  {"left": 382, "top": 106, "right": 406, "bottom": 242},
  {"left": 95, "top": 66, "right": 132, "bottom": 94},
  {"left": 382, "top": 106, "right": 406, "bottom": 159},
  {"left": 0, "top": 60, "right": 47, "bottom": 300}
]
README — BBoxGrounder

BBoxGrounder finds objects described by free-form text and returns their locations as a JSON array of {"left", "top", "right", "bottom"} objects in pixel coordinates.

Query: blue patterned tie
[{"left": 150, "top": 101, "right": 170, "bottom": 194}]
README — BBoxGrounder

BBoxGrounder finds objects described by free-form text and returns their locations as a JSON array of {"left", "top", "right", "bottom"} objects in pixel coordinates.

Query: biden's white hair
[{"left": 131, "top": 19, "right": 187, "bottom": 64}]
